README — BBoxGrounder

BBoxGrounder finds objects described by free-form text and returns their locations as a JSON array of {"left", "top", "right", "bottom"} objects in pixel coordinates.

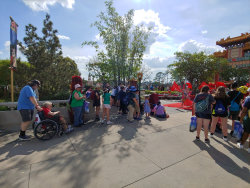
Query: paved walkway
[{"left": 0, "top": 100, "right": 250, "bottom": 188}]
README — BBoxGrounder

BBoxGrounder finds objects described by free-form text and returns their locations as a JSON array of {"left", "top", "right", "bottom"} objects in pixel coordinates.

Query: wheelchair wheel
[{"left": 34, "top": 119, "right": 58, "bottom": 141}]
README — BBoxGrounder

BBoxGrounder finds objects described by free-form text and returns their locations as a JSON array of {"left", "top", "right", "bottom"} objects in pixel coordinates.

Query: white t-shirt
[{"left": 111, "top": 89, "right": 116, "bottom": 96}]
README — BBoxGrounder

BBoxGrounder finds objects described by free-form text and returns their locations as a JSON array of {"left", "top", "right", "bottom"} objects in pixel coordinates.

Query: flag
[{"left": 10, "top": 18, "right": 18, "bottom": 70}]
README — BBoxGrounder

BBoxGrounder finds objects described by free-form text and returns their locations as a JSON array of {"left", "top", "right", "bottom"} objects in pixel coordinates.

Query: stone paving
[{"left": 0, "top": 100, "right": 250, "bottom": 188}]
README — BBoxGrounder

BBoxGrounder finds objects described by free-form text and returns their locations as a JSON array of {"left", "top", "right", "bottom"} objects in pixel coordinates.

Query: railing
[{"left": 0, "top": 100, "right": 68, "bottom": 111}]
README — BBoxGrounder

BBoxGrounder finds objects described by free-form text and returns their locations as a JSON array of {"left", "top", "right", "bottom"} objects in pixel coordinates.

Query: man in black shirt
[
  {"left": 228, "top": 83, "right": 244, "bottom": 136},
  {"left": 93, "top": 84, "right": 101, "bottom": 121}
]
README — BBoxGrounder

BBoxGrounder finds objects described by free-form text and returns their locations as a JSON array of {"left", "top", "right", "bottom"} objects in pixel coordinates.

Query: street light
[
  {"left": 137, "top": 72, "right": 143, "bottom": 112},
  {"left": 102, "top": 71, "right": 106, "bottom": 89}
]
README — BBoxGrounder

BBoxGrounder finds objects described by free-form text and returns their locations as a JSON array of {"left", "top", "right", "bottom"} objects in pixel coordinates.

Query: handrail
[{"left": 0, "top": 100, "right": 68, "bottom": 111}]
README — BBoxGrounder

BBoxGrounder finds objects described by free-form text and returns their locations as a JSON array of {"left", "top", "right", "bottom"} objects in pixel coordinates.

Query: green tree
[
  {"left": 18, "top": 14, "right": 80, "bottom": 96},
  {"left": 83, "top": 0, "right": 152, "bottom": 84},
  {"left": 168, "top": 51, "right": 229, "bottom": 87}
]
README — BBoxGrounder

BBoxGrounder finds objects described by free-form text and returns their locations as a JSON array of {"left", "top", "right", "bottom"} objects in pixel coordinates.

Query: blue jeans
[
  {"left": 156, "top": 113, "right": 166, "bottom": 118},
  {"left": 72, "top": 106, "right": 84, "bottom": 126}
]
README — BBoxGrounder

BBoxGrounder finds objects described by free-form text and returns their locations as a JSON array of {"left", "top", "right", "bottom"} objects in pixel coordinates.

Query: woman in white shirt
[{"left": 111, "top": 87, "right": 116, "bottom": 106}]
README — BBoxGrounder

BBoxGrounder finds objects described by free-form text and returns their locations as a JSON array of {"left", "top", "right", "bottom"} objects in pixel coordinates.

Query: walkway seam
[
  {"left": 122, "top": 140, "right": 162, "bottom": 170},
  {"left": 28, "top": 164, "right": 32, "bottom": 188},
  {"left": 122, "top": 151, "right": 203, "bottom": 188},
  {"left": 66, "top": 134, "right": 78, "bottom": 153}
]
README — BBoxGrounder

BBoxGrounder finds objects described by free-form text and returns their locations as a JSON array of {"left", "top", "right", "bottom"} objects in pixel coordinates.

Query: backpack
[
  {"left": 115, "top": 87, "right": 119, "bottom": 95},
  {"left": 90, "top": 91, "right": 96, "bottom": 100},
  {"left": 195, "top": 95, "right": 209, "bottom": 112},
  {"left": 123, "top": 92, "right": 132, "bottom": 106},
  {"left": 68, "top": 94, "right": 73, "bottom": 105},
  {"left": 215, "top": 100, "right": 226, "bottom": 114},
  {"left": 229, "top": 92, "right": 241, "bottom": 111}
]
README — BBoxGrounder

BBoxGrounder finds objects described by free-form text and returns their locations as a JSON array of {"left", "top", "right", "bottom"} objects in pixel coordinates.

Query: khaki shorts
[{"left": 135, "top": 105, "right": 140, "bottom": 113}]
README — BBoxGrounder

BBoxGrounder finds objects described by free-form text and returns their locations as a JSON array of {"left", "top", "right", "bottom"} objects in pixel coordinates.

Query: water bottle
[{"left": 190, "top": 116, "right": 197, "bottom": 132}]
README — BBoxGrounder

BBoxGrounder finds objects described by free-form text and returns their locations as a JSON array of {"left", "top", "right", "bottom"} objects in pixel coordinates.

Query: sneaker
[
  {"left": 19, "top": 135, "right": 31, "bottom": 141},
  {"left": 137, "top": 117, "right": 142, "bottom": 121},
  {"left": 237, "top": 143, "right": 243, "bottom": 149},
  {"left": 209, "top": 133, "right": 213, "bottom": 138},
  {"left": 196, "top": 136, "right": 200, "bottom": 141},
  {"left": 223, "top": 137, "right": 228, "bottom": 142},
  {"left": 205, "top": 138, "right": 210, "bottom": 143},
  {"left": 65, "top": 128, "right": 71, "bottom": 134},
  {"left": 107, "top": 121, "right": 112, "bottom": 125},
  {"left": 230, "top": 131, "right": 234, "bottom": 137},
  {"left": 101, "top": 119, "right": 104, "bottom": 124}
]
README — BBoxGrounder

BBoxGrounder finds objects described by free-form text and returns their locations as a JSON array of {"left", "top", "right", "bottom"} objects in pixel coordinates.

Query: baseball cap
[{"left": 75, "top": 84, "right": 81, "bottom": 89}]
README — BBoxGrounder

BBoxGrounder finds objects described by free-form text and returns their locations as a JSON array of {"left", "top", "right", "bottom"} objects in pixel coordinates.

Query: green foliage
[
  {"left": 145, "top": 90, "right": 179, "bottom": 95},
  {"left": 18, "top": 14, "right": 81, "bottom": 98},
  {"left": 168, "top": 51, "right": 229, "bottom": 87},
  {"left": 83, "top": 0, "right": 152, "bottom": 84},
  {"left": 40, "top": 91, "right": 71, "bottom": 101}
]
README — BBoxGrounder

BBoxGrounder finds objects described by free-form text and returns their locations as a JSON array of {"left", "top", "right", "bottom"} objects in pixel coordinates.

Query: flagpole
[{"left": 9, "top": 16, "right": 18, "bottom": 102}]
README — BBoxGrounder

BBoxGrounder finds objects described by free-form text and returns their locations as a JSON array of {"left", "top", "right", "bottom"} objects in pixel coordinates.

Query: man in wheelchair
[{"left": 42, "top": 101, "right": 74, "bottom": 134}]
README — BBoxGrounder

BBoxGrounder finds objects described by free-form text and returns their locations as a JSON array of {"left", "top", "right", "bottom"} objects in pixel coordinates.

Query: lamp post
[
  {"left": 102, "top": 72, "right": 106, "bottom": 89},
  {"left": 137, "top": 72, "right": 143, "bottom": 111}
]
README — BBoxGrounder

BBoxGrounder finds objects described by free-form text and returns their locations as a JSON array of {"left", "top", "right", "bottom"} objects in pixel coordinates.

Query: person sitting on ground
[
  {"left": 153, "top": 101, "right": 169, "bottom": 118},
  {"left": 133, "top": 90, "right": 142, "bottom": 120},
  {"left": 42, "top": 101, "right": 73, "bottom": 133}
]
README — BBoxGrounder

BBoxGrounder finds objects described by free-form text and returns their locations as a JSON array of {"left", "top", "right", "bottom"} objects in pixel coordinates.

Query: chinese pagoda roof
[{"left": 216, "top": 32, "right": 250, "bottom": 47}]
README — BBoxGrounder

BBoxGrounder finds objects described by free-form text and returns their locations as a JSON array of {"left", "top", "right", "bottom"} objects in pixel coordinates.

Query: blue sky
[{"left": 0, "top": 0, "right": 249, "bottom": 80}]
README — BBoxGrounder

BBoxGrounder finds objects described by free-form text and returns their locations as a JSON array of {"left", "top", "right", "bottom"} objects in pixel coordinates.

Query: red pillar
[{"left": 214, "top": 73, "right": 220, "bottom": 82}]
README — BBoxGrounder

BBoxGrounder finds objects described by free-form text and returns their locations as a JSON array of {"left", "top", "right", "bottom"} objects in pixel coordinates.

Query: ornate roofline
[{"left": 216, "top": 32, "right": 250, "bottom": 46}]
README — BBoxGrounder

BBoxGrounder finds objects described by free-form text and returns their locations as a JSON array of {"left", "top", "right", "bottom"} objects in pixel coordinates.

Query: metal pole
[{"left": 11, "top": 69, "right": 14, "bottom": 102}]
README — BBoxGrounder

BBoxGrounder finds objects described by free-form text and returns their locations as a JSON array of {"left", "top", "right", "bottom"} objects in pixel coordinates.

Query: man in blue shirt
[{"left": 17, "top": 80, "right": 42, "bottom": 140}]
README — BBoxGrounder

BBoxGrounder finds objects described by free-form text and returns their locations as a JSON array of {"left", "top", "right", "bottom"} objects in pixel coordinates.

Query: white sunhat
[
  {"left": 75, "top": 84, "right": 81, "bottom": 89},
  {"left": 247, "top": 88, "right": 250, "bottom": 92}
]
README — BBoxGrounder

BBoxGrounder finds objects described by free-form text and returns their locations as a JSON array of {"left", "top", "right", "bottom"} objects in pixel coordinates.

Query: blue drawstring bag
[
  {"left": 85, "top": 101, "right": 90, "bottom": 113},
  {"left": 189, "top": 116, "right": 197, "bottom": 132},
  {"left": 234, "top": 121, "right": 243, "bottom": 141}
]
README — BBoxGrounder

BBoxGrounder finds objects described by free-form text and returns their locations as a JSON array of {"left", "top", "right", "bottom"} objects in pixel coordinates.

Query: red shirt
[{"left": 42, "top": 107, "right": 52, "bottom": 118}]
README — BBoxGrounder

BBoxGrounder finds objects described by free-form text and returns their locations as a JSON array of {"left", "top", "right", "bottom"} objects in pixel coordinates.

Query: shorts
[
  {"left": 93, "top": 100, "right": 100, "bottom": 107},
  {"left": 104, "top": 104, "right": 111, "bottom": 109},
  {"left": 243, "top": 117, "right": 250, "bottom": 133},
  {"left": 116, "top": 95, "right": 120, "bottom": 101},
  {"left": 229, "top": 110, "right": 240, "bottom": 120},
  {"left": 195, "top": 112, "right": 211, "bottom": 120},
  {"left": 19, "top": 109, "right": 34, "bottom": 122},
  {"left": 135, "top": 105, "right": 140, "bottom": 113},
  {"left": 212, "top": 112, "right": 228, "bottom": 118},
  {"left": 111, "top": 95, "right": 116, "bottom": 99}
]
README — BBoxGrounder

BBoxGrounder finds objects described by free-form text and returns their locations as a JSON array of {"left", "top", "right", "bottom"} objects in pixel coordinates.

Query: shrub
[{"left": 40, "top": 91, "right": 71, "bottom": 100}]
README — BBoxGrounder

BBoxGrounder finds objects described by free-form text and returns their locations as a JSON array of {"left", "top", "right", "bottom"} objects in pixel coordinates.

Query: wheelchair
[{"left": 32, "top": 111, "right": 65, "bottom": 141}]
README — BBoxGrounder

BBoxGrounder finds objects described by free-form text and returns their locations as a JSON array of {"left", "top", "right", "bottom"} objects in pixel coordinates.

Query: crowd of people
[
  {"left": 193, "top": 83, "right": 250, "bottom": 153},
  {"left": 15, "top": 80, "right": 249, "bottom": 154}
]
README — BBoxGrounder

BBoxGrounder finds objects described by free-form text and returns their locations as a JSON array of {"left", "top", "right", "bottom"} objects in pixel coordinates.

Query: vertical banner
[{"left": 10, "top": 18, "right": 18, "bottom": 70}]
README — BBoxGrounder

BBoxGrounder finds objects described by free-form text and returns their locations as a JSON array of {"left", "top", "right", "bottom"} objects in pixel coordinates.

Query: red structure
[{"left": 213, "top": 32, "right": 250, "bottom": 83}]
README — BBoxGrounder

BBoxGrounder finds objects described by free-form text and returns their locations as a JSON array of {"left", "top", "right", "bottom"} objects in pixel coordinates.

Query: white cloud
[
  {"left": 94, "top": 34, "right": 100, "bottom": 41},
  {"left": 0, "top": 51, "right": 3, "bottom": 54},
  {"left": 133, "top": 9, "right": 171, "bottom": 36},
  {"left": 57, "top": 35, "right": 70, "bottom": 40},
  {"left": 144, "top": 55, "right": 176, "bottom": 69},
  {"left": 4, "top": 41, "right": 10, "bottom": 50},
  {"left": 21, "top": 0, "right": 75, "bottom": 12},
  {"left": 202, "top": 30, "right": 208, "bottom": 34},
  {"left": 178, "top": 39, "right": 223, "bottom": 54}
]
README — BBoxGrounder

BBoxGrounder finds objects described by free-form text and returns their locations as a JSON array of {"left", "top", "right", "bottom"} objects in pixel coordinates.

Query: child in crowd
[
  {"left": 181, "top": 92, "right": 187, "bottom": 107},
  {"left": 42, "top": 101, "right": 74, "bottom": 133},
  {"left": 144, "top": 96, "right": 151, "bottom": 119},
  {"left": 134, "top": 90, "right": 142, "bottom": 120},
  {"left": 101, "top": 89, "right": 112, "bottom": 124}
]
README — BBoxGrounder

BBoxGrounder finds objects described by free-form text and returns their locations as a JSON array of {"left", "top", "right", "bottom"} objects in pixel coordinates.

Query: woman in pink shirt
[{"left": 154, "top": 101, "right": 169, "bottom": 118}]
